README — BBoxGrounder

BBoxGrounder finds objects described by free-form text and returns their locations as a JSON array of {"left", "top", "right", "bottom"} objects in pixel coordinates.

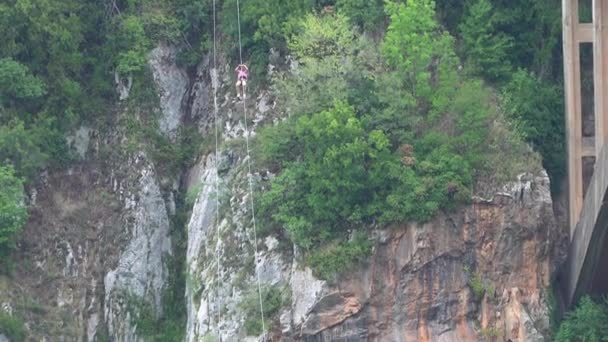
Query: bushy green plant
[
  {"left": 458, "top": 0, "right": 513, "bottom": 81},
  {"left": 336, "top": 0, "right": 385, "bottom": 32},
  {"left": 259, "top": 103, "right": 397, "bottom": 248},
  {"left": 111, "top": 15, "right": 152, "bottom": 75},
  {"left": 0, "top": 312, "right": 25, "bottom": 342},
  {"left": 275, "top": 13, "right": 378, "bottom": 117},
  {"left": 0, "top": 121, "right": 49, "bottom": 179},
  {"left": 555, "top": 296, "right": 608, "bottom": 342},
  {"left": 259, "top": 101, "right": 475, "bottom": 249},
  {"left": 500, "top": 69, "right": 565, "bottom": 189},
  {"left": 307, "top": 232, "right": 372, "bottom": 281},
  {"left": 382, "top": 0, "right": 457, "bottom": 105},
  {"left": 240, "top": 286, "right": 286, "bottom": 336},
  {"left": 0, "top": 165, "right": 28, "bottom": 260},
  {"left": 0, "top": 58, "right": 46, "bottom": 106},
  {"left": 468, "top": 272, "right": 492, "bottom": 300}
]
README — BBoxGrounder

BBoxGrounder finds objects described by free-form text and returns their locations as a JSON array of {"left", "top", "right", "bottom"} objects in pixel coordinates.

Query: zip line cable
[
  {"left": 211, "top": 0, "right": 223, "bottom": 339},
  {"left": 236, "top": 0, "right": 244, "bottom": 64},
  {"left": 235, "top": 0, "right": 267, "bottom": 337}
]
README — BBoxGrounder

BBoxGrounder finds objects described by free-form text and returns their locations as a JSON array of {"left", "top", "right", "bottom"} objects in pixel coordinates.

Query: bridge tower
[{"left": 563, "top": 0, "right": 608, "bottom": 234}]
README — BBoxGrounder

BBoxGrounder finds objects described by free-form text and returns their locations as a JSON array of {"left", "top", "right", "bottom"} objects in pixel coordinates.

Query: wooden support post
[{"left": 564, "top": 0, "right": 585, "bottom": 236}]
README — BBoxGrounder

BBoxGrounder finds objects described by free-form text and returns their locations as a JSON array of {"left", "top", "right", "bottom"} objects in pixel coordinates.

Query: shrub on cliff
[
  {"left": 500, "top": 69, "right": 566, "bottom": 190},
  {"left": 0, "top": 165, "right": 28, "bottom": 268},
  {"left": 555, "top": 296, "right": 608, "bottom": 342},
  {"left": 257, "top": 0, "right": 532, "bottom": 279},
  {"left": 258, "top": 101, "right": 474, "bottom": 253},
  {"left": 0, "top": 312, "right": 25, "bottom": 342}
]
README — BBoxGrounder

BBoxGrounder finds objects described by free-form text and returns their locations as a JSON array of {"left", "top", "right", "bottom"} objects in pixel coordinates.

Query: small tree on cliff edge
[{"left": 0, "top": 165, "right": 28, "bottom": 263}]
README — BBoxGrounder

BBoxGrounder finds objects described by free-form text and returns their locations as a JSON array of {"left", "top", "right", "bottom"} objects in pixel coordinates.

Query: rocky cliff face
[
  {"left": 0, "top": 44, "right": 566, "bottom": 342},
  {"left": 0, "top": 152, "right": 172, "bottom": 341},
  {"left": 185, "top": 148, "right": 564, "bottom": 341},
  {"left": 300, "top": 172, "right": 562, "bottom": 341},
  {"left": 179, "top": 48, "right": 565, "bottom": 342},
  {"left": 0, "top": 46, "right": 178, "bottom": 341}
]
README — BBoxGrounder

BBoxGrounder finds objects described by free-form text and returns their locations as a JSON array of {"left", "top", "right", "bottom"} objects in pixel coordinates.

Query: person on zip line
[{"left": 235, "top": 64, "right": 249, "bottom": 100}]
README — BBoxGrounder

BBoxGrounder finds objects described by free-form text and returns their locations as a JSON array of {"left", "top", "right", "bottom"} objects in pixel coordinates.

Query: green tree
[
  {"left": 487, "top": 0, "right": 561, "bottom": 77},
  {"left": 0, "top": 58, "right": 46, "bottom": 107},
  {"left": 555, "top": 296, "right": 608, "bottom": 342},
  {"left": 0, "top": 165, "right": 28, "bottom": 260},
  {"left": 110, "top": 15, "right": 152, "bottom": 75},
  {"left": 0, "top": 121, "right": 49, "bottom": 179},
  {"left": 458, "top": 0, "right": 513, "bottom": 81},
  {"left": 335, "top": 0, "right": 385, "bottom": 32},
  {"left": 382, "top": 0, "right": 457, "bottom": 104},
  {"left": 0, "top": 0, "right": 88, "bottom": 118},
  {"left": 220, "top": 0, "right": 312, "bottom": 78},
  {"left": 500, "top": 69, "right": 565, "bottom": 188},
  {"left": 260, "top": 102, "right": 396, "bottom": 248},
  {"left": 275, "top": 13, "right": 380, "bottom": 117}
]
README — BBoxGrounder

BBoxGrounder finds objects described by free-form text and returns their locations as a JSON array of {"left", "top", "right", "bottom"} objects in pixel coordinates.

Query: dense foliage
[
  {"left": 555, "top": 296, "right": 608, "bottom": 341},
  {"left": 0, "top": 165, "right": 28, "bottom": 268},
  {"left": 0, "top": 0, "right": 568, "bottom": 329},
  {"left": 258, "top": 0, "right": 540, "bottom": 278},
  {"left": 240, "top": 286, "right": 287, "bottom": 336},
  {"left": 0, "top": 311, "right": 25, "bottom": 342},
  {"left": 442, "top": 0, "right": 566, "bottom": 189},
  {"left": 501, "top": 69, "right": 566, "bottom": 183}
]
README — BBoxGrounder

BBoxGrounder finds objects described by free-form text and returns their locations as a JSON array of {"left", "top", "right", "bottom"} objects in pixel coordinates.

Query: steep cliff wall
[
  {"left": 0, "top": 152, "right": 172, "bottom": 341},
  {"left": 302, "top": 172, "right": 562, "bottom": 341},
  {"left": 0, "top": 43, "right": 566, "bottom": 342},
  {"left": 174, "top": 41, "right": 566, "bottom": 341},
  {"left": 185, "top": 142, "right": 565, "bottom": 341},
  {"left": 0, "top": 46, "right": 181, "bottom": 341}
]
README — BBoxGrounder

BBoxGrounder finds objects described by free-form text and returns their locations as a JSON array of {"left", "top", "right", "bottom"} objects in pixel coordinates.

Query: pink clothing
[{"left": 236, "top": 65, "right": 248, "bottom": 80}]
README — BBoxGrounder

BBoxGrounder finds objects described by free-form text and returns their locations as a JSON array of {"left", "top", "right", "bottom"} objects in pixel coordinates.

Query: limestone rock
[
  {"left": 104, "top": 155, "right": 172, "bottom": 341},
  {"left": 184, "top": 160, "right": 563, "bottom": 342},
  {"left": 298, "top": 171, "right": 561, "bottom": 341},
  {"left": 148, "top": 44, "right": 189, "bottom": 136}
]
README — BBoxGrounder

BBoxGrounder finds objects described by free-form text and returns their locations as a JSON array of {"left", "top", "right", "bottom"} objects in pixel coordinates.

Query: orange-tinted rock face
[{"left": 299, "top": 173, "right": 566, "bottom": 342}]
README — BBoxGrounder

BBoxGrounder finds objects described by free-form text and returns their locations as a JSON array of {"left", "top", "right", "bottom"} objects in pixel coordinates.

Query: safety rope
[
  {"left": 236, "top": 0, "right": 244, "bottom": 65},
  {"left": 212, "top": 0, "right": 223, "bottom": 339},
  {"left": 235, "top": 0, "right": 267, "bottom": 337}
]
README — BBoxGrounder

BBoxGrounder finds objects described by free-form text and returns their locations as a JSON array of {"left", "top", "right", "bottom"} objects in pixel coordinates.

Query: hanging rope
[
  {"left": 235, "top": 0, "right": 267, "bottom": 337},
  {"left": 236, "top": 0, "right": 244, "bottom": 65},
  {"left": 211, "top": 0, "right": 223, "bottom": 339}
]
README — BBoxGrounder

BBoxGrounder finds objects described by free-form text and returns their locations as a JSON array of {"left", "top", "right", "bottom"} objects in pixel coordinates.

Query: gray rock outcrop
[{"left": 149, "top": 44, "right": 189, "bottom": 136}]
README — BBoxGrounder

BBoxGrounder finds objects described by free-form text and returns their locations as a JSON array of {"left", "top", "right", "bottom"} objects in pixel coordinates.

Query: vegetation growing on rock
[
  {"left": 257, "top": 0, "right": 546, "bottom": 278},
  {"left": 0, "top": 165, "right": 27, "bottom": 271},
  {"left": 0, "top": 311, "right": 25, "bottom": 342},
  {"left": 555, "top": 296, "right": 608, "bottom": 341},
  {"left": 0, "top": 0, "right": 574, "bottom": 338}
]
